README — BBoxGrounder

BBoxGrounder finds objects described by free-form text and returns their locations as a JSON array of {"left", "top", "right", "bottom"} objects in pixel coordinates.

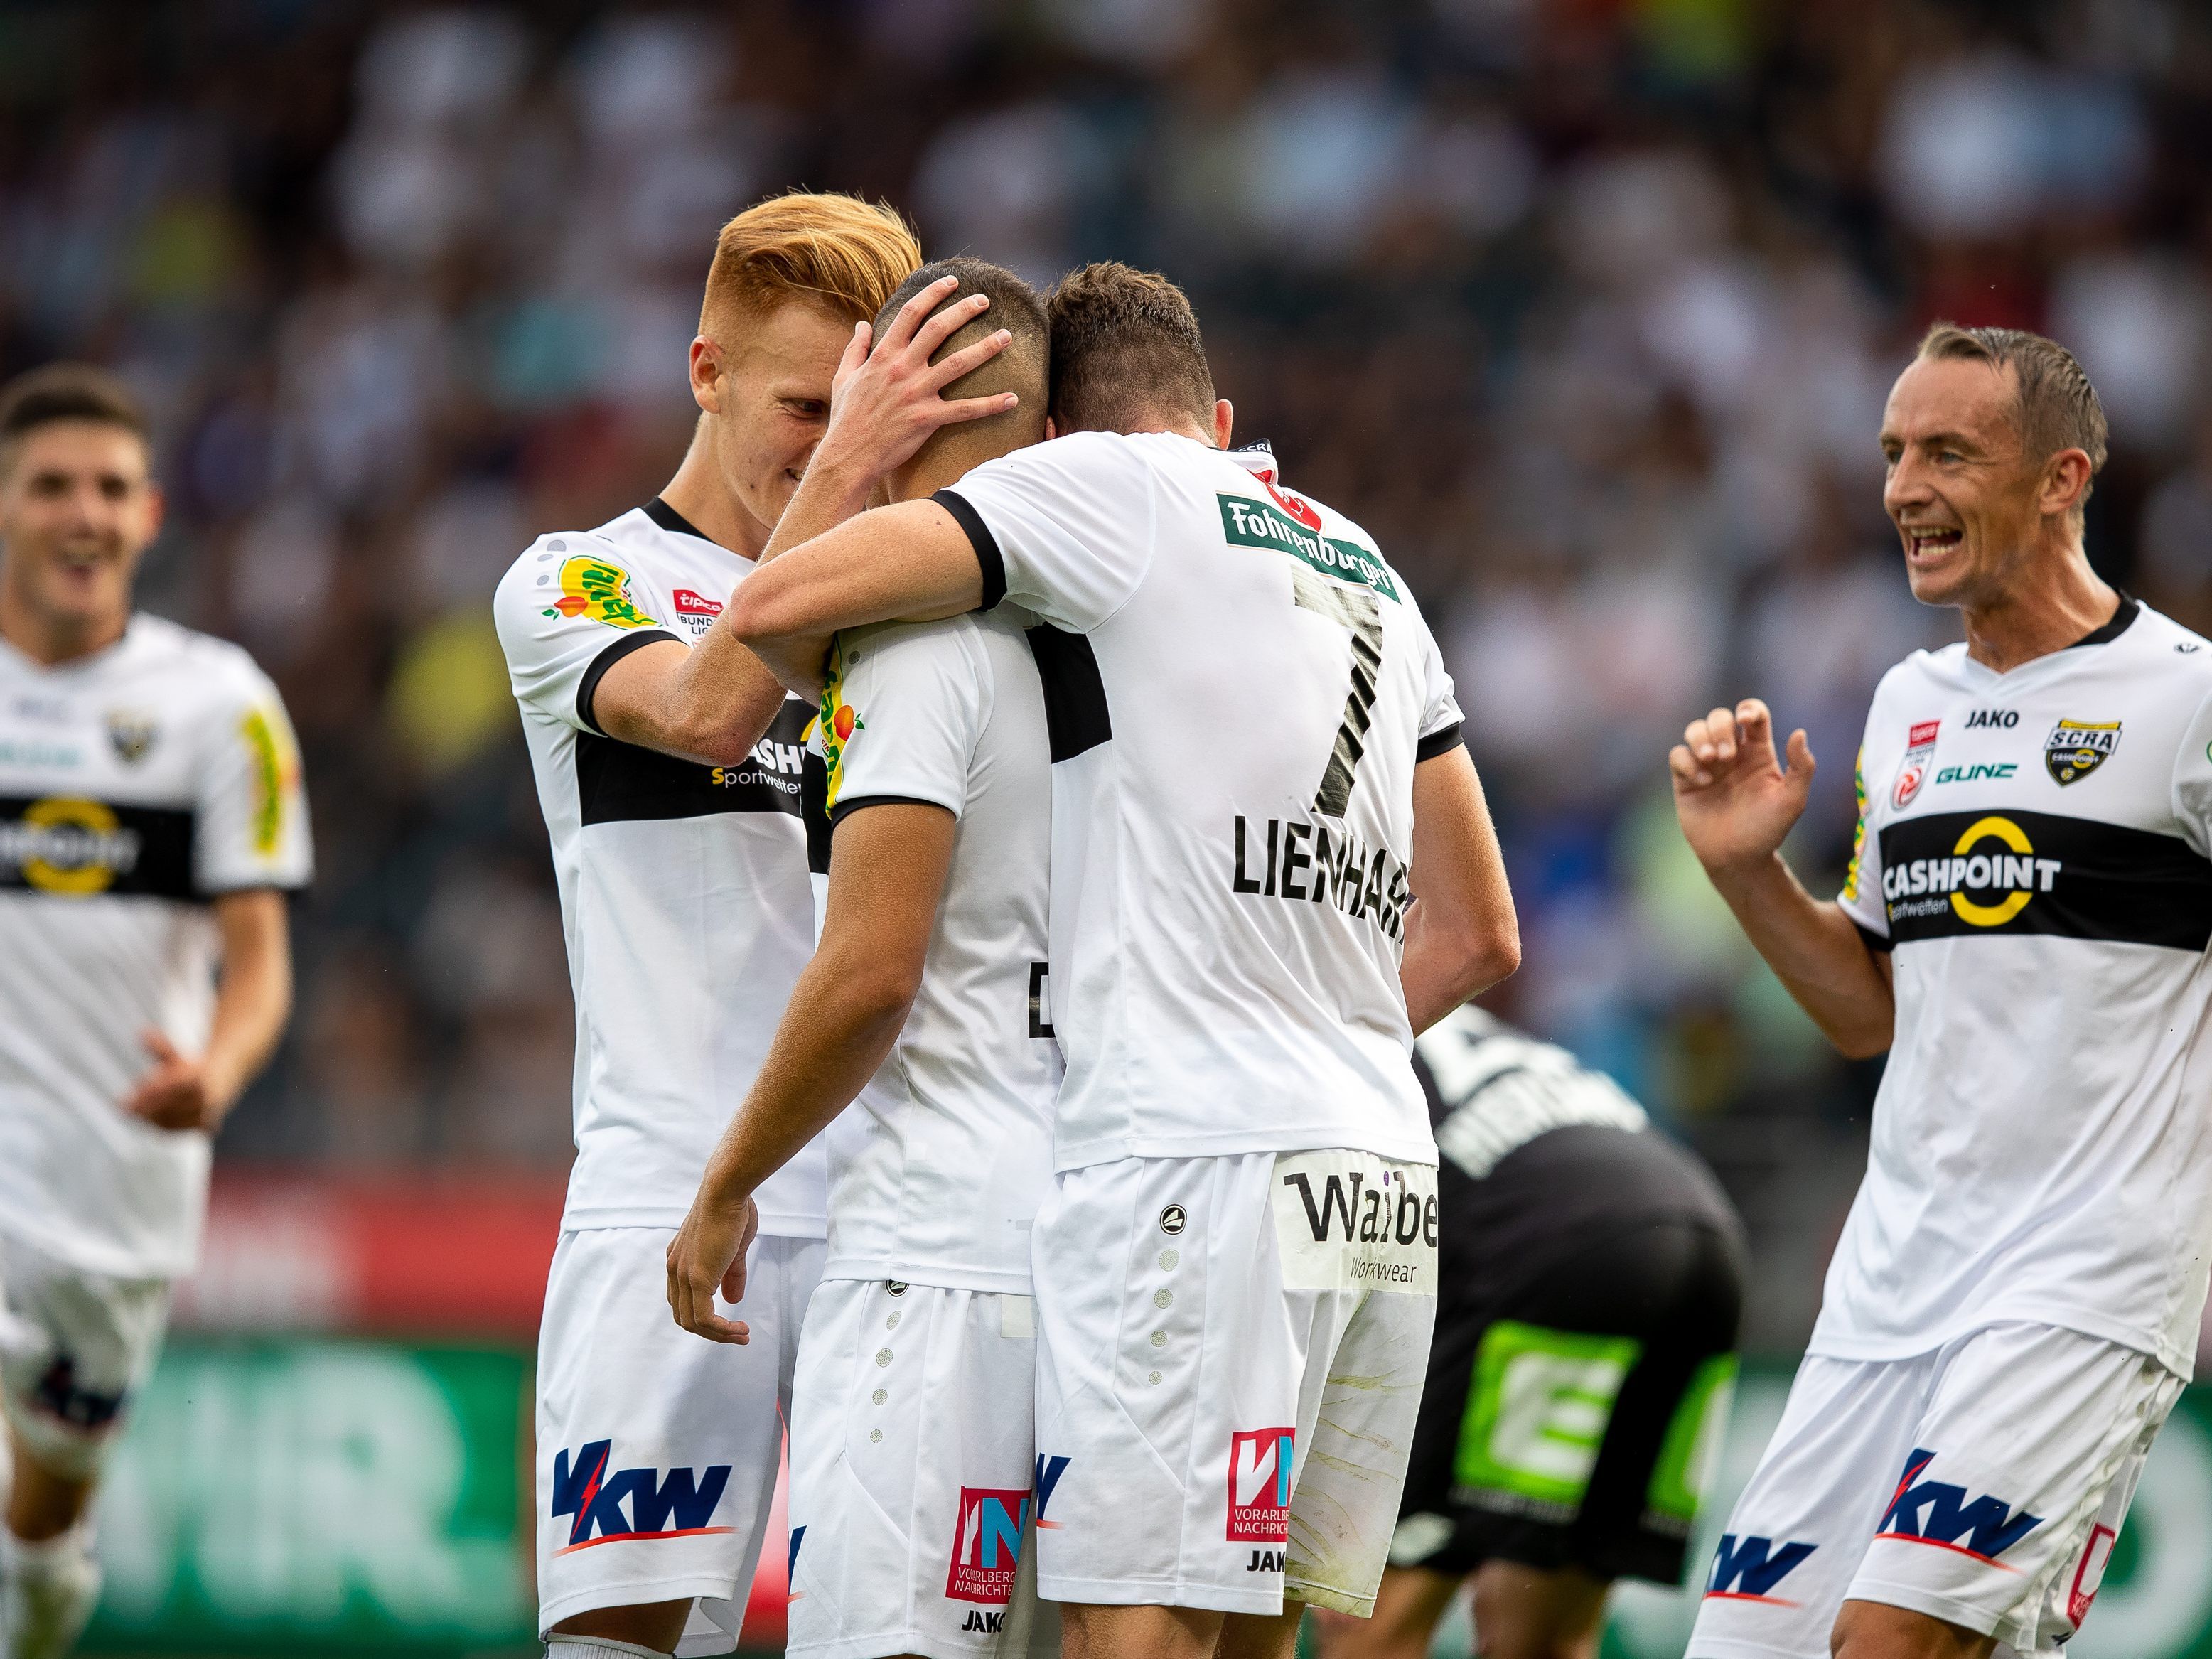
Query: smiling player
[{"left": 1672, "top": 324, "right": 2212, "bottom": 1659}]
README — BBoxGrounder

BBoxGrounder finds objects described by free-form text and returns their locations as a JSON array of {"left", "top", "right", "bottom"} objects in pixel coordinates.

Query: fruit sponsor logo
[{"left": 544, "top": 555, "right": 658, "bottom": 630}]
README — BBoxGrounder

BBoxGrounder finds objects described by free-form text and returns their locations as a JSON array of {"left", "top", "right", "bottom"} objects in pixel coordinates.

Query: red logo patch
[
  {"left": 945, "top": 1487, "right": 1029, "bottom": 1604},
  {"left": 1908, "top": 720, "right": 1940, "bottom": 748},
  {"left": 672, "top": 588, "right": 721, "bottom": 616},
  {"left": 1263, "top": 478, "right": 1323, "bottom": 532},
  {"left": 2068, "top": 1523, "right": 2117, "bottom": 1626},
  {"left": 1894, "top": 720, "right": 1940, "bottom": 809},
  {"left": 1226, "top": 1428, "right": 1294, "bottom": 1542}
]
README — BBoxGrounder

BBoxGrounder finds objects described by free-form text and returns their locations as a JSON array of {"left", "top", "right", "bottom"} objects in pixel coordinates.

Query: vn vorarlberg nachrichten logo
[
  {"left": 947, "top": 1487, "right": 1029, "bottom": 1606},
  {"left": 548, "top": 1441, "right": 733, "bottom": 1554}
]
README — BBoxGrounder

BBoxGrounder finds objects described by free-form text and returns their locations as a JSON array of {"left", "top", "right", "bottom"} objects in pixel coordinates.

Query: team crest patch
[
  {"left": 105, "top": 711, "right": 156, "bottom": 763},
  {"left": 2044, "top": 719, "right": 2120, "bottom": 785},
  {"left": 544, "top": 554, "right": 657, "bottom": 630},
  {"left": 1893, "top": 720, "right": 1940, "bottom": 809}
]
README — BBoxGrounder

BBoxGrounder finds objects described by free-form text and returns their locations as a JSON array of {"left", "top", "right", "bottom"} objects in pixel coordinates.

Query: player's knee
[{"left": 1830, "top": 1598, "right": 1994, "bottom": 1659}]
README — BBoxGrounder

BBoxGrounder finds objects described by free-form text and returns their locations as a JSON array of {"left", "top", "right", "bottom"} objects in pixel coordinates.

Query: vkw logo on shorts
[
  {"left": 946, "top": 1486, "right": 1029, "bottom": 1604},
  {"left": 1705, "top": 1534, "right": 1817, "bottom": 1604},
  {"left": 1227, "top": 1427, "right": 1295, "bottom": 1544},
  {"left": 1033, "top": 1454, "right": 1072, "bottom": 1530},
  {"left": 1874, "top": 1448, "right": 2042, "bottom": 1564},
  {"left": 549, "top": 1441, "right": 734, "bottom": 1553}
]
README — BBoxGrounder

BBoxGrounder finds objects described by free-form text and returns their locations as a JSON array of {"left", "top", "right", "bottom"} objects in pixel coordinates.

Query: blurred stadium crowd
[{"left": 4, "top": 0, "right": 2208, "bottom": 1346}]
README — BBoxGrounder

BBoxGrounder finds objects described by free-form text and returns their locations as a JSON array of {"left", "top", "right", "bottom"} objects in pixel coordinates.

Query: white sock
[
  {"left": 0, "top": 1522, "right": 93, "bottom": 1580},
  {"left": 2, "top": 1525, "right": 102, "bottom": 1659},
  {"left": 544, "top": 1639, "right": 673, "bottom": 1659}
]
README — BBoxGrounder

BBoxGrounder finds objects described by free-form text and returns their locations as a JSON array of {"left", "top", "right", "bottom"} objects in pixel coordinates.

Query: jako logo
[
  {"left": 1705, "top": 1534, "right": 1817, "bottom": 1604},
  {"left": 1034, "top": 1454, "right": 1071, "bottom": 1529},
  {"left": 946, "top": 1487, "right": 1029, "bottom": 1603},
  {"left": 1875, "top": 1448, "right": 2042, "bottom": 1564},
  {"left": 549, "top": 1441, "right": 733, "bottom": 1554},
  {"left": 1228, "top": 1428, "right": 1294, "bottom": 1542}
]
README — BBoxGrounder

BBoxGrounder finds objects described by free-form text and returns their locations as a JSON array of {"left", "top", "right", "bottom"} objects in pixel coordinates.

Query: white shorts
[
  {"left": 535, "top": 1226, "right": 822, "bottom": 1655},
  {"left": 787, "top": 1277, "right": 1058, "bottom": 1659},
  {"left": 1687, "top": 1321, "right": 2183, "bottom": 1659},
  {"left": 1031, "top": 1149, "right": 1438, "bottom": 1618},
  {"left": 0, "top": 1230, "right": 170, "bottom": 1483}
]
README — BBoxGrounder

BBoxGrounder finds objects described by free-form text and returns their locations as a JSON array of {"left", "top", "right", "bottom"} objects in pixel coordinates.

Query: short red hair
[{"left": 699, "top": 191, "right": 923, "bottom": 341}]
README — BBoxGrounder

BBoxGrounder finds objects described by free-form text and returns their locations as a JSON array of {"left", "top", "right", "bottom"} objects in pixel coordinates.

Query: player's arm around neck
[
  {"left": 123, "top": 888, "right": 292, "bottom": 1133},
  {"left": 667, "top": 801, "right": 955, "bottom": 1343},
  {"left": 1670, "top": 698, "right": 1895, "bottom": 1058},
  {"left": 1401, "top": 745, "right": 1522, "bottom": 1033}
]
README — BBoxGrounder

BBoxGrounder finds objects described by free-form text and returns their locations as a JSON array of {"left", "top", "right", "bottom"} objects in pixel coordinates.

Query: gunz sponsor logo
[
  {"left": 1705, "top": 1534, "right": 1816, "bottom": 1604},
  {"left": 1964, "top": 709, "right": 2019, "bottom": 729},
  {"left": 1228, "top": 1428, "right": 1294, "bottom": 1543},
  {"left": 544, "top": 554, "right": 658, "bottom": 630},
  {"left": 2046, "top": 719, "right": 2120, "bottom": 785},
  {"left": 548, "top": 1441, "right": 734, "bottom": 1553},
  {"left": 1894, "top": 719, "right": 1940, "bottom": 808},
  {"left": 1881, "top": 814, "right": 2058, "bottom": 928},
  {"left": 1933, "top": 763, "right": 2017, "bottom": 785},
  {"left": 0, "top": 798, "right": 141, "bottom": 895},
  {"left": 1232, "top": 815, "right": 1410, "bottom": 942},
  {"left": 1874, "top": 1448, "right": 2042, "bottom": 1567},
  {"left": 1217, "top": 494, "right": 1400, "bottom": 601},
  {"left": 946, "top": 1486, "right": 1029, "bottom": 1603},
  {"left": 1034, "top": 1454, "right": 1071, "bottom": 1529}
]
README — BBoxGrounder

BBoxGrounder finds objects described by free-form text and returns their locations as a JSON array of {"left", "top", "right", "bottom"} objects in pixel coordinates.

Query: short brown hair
[
  {"left": 872, "top": 257, "right": 1049, "bottom": 388},
  {"left": 1046, "top": 262, "right": 1215, "bottom": 435},
  {"left": 699, "top": 191, "right": 923, "bottom": 342},
  {"left": 0, "top": 363, "right": 147, "bottom": 453},
  {"left": 1916, "top": 323, "right": 2109, "bottom": 515}
]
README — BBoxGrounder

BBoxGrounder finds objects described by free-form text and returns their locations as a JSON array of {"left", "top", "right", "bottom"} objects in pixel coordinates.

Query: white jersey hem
[
  {"left": 559, "top": 1205, "right": 827, "bottom": 1241},
  {"left": 1033, "top": 1573, "right": 1286, "bottom": 1616},
  {"left": 817, "top": 1257, "right": 1031, "bottom": 1296},
  {"left": 1051, "top": 1127, "right": 1439, "bottom": 1174},
  {"left": 1805, "top": 1305, "right": 2191, "bottom": 1381}
]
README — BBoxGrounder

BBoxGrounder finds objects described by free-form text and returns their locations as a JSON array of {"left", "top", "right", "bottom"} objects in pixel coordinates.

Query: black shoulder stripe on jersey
[
  {"left": 1026, "top": 624, "right": 1111, "bottom": 762},
  {"left": 1417, "top": 721, "right": 1465, "bottom": 763},
  {"left": 1877, "top": 808, "right": 2212, "bottom": 950},
  {"left": 801, "top": 746, "right": 831, "bottom": 876},
  {"left": 576, "top": 699, "right": 811, "bottom": 826},
  {"left": 829, "top": 793, "right": 955, "bottom": 829},
  {"left": 0, "top": 794, "right": 198, "bottom": 901},
  {"left": 933, "top": 488, "right": 1005, "bottom": 612},
  {"left": 576, "top": 629, "right": 678, "bottom": 736}
]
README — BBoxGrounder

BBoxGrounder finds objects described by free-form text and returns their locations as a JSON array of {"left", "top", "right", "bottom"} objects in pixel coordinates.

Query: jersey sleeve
[
  {"left": 1406, "top": 595, "right": 1465, "bottom": 760},
  {"left": 494, "top": 537, "right": 677, "bottom": 734},
  {"left": 821, "top": 619, "right": 988, "bottom": 828},
  {"left": 195, "top": 658, "right": 313, "bottom": 895},
  {"left": 2171, "top": 684, "right": 2212, "bottom": 859},
  {"left": 934, "top": 432, "right": 1155, "bottom": 633},
  {"left": 1837, "top": 731, "right": 1889, "bottom": 948}
]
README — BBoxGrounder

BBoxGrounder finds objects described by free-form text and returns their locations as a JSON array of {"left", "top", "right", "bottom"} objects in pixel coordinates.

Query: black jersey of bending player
[{"left": 1413, "top": 1007, "right": 1742, "bottom": 1312}]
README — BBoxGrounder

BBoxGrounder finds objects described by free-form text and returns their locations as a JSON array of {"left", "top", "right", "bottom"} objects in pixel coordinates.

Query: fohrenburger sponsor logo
[
  {"left": 2045, "top": 719, "right": 2120, "bottom": 785},
  {"left": 1216, "top": 494, "right": 1400, "bottom": 601},
  {"left": 1881, "top": 814, "right": 2058, "bottom": 928},
  {"left": 1231, "top": 814, "right": 1410, "bottom": 942},
  {"left": 0, "top": 797, "right": 142, "bottom": 894}
]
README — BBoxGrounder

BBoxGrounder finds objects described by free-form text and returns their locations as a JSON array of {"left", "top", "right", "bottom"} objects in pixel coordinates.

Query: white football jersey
[
  {"left": 0, "top": 616, "right": 311, "bottom": 1279},
  {"left": 1830, "top": 598, "right": 2212, "bottom": 1375},
  {"left": 940, "top": 434, "right": 1464, "bottom": 1171},
  {"left": 494, "top": 500, "right": 827, "bottom": 1237},
  {"left": 812, "top": 610, "right": 1059, "bottom": 1292}
]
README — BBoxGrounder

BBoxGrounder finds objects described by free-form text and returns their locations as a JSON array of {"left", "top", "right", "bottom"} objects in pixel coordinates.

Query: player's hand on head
[
  {"left": 1668, "top": 698, "right": 1815, "bottom": 874},
  {"left": 814, "top": 274, "right": 1020, "bottom": 483},
  {"left": 665, "top": 1191, "right": 759, "bottom": 1345},
  {"left": 121, "top": 1029, "right": 218, "bottom": 1132}
]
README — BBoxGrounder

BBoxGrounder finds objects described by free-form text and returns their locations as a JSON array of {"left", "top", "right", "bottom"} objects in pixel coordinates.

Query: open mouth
[{"left": 1904, "top": 527, "right": 1963, "bottom": 557}]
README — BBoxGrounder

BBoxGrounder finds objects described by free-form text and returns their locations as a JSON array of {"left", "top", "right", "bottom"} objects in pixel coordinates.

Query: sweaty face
[
  {"left": 0, "top": 422, "right": 160, "bottom": 640},
  {"left": 1879, "top": 356, "right": 2050, "bottom": 610},
  {"left": 704, "top": 299, "right": 854, "bottom": 541}
]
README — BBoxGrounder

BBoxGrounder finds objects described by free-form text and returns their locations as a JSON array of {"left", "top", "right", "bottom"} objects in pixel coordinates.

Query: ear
[
  {"left": 689, "top": 336, "right": 724, "bottom": 416},
  {"left": 1044, "top": 414, "right": 1058, "bottom": 441},
  {"left": 1212, "top": 398, "right": 1234, "bottom": 450},
  {"left": 2041, "top": 447, "right": 2093, "bottom": 522}
]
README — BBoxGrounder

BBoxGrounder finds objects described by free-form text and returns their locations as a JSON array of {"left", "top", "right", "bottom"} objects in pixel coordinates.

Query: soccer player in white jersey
[
  {"left": 727, "top": 262, "right": 1523, "bottom": 1659},
  {"left": 665, "top": 256, "right": 1061, "bottom": 1659},
  {"left": 0, "top": 365, "right": 308, "bottom": 1659},
  {"left": 1670, "top": 324, "right": 2212, "bottom": 1659},
  {"left": 494, "top": 195, "right": 1016, "bottom": 1659}
]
